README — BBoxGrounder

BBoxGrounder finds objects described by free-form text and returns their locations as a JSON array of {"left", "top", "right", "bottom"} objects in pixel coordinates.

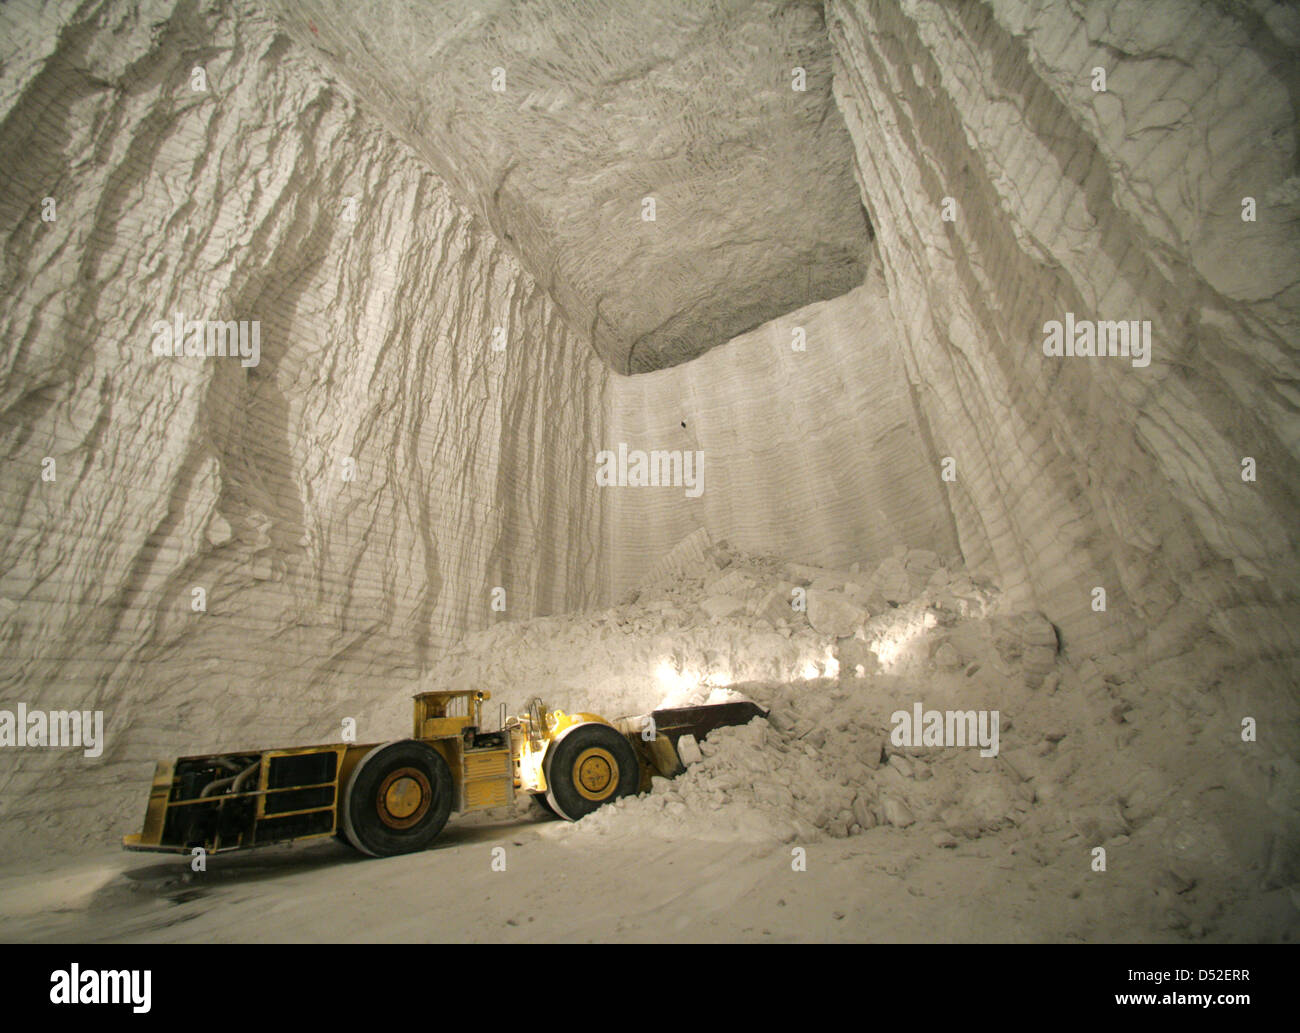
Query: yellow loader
[{"left": 123, "top": 690, "right": 765, "bottom": 858}]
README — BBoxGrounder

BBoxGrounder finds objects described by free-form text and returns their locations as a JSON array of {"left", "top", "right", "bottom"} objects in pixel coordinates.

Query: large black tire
[
  {"left": 544, "top": 723, "right": 640, "bottom": 821},
  {"left": 341, "top": 740, "right": 454, "bottom": 857}
]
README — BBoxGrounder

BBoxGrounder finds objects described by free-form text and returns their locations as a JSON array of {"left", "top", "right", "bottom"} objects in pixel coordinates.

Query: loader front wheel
[
  {"left": 341, "top": 741, "right": 453, "bottom": 857},
  {"left": 544, "top": 723, "right": 640, "bottom": 821},
  {"left": 531, "top": 792, "right": 558, "bottom": 818}
]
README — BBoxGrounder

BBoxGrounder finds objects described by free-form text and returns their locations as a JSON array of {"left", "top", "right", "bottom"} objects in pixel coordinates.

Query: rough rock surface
[
  {"left": 270, "top": 0, "right": 872, "bottom": 372},
  {"left": 828, "top": 0, "right": 1300, "bottom": 668},
  {"left": 0, "top": 0, "right": 606, "bottom": 852}
]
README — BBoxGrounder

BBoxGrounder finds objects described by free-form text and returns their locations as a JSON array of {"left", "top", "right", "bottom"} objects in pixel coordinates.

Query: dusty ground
[{"left": 0, "top": 797, "right": 1293, "bottom": 944}]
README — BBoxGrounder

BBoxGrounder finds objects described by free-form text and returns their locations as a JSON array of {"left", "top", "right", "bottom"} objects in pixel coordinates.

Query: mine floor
[{"left": 1, "top": 807, "right": 1290, "bottom": 943}]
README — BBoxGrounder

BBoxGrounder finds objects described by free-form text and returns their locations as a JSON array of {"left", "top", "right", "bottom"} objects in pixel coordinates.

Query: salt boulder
[
  {"left": 881, "top": 797, "right": 915, "bottom": 828},
  {"left": 676, "top": 734, "right": 703, "bottom": 766},
  {"left": 806, "top": 589, "right": 869, "bottom": 638},
  {"left": 841, "top": 581, "right": 872, "bottom": 608},
  {"left": 206, "top": 513, "right": 233, "bottom": 547},
  {"left": 699, "top": 595, "right": 747, "bottom": 621},
  {"left": 861, "top": 735, "right": 884, "bottom": 769},
  {"left": 852, "top": 793, "right": 877, "bottom": 830},
  {"left": 870, "top": 555, "right": 914, "bottom": 605},
  {"left": 992, "top": 611, "right": 1060, "bottom": 687},
  {"left": 706, "top": 569, "right": 757, "bottom": 598},
  {"left": 755, "top": 583, "right": 801, "bottom": 626}
]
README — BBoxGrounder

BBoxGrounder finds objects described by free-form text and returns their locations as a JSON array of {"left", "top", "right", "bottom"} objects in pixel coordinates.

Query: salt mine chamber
[{"left": 0, "top": 0, "right": 1295, "bottom": 947}]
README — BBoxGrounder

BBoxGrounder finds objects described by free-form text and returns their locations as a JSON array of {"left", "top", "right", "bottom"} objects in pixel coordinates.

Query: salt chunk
[{"left": 676, "top": 734, "right": 703, "bottom": 766}]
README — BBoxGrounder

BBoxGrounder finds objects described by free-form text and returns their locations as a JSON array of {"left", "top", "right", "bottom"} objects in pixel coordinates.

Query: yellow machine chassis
[
  {"left": 125, "top": 690, "right": 517, "bottom": 854},
  {"left": 124, "top": 689, "right": 765, "bottom": 856}
]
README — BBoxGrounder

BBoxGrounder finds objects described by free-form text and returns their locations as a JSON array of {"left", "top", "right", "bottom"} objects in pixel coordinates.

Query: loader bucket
[
  {"left": 633, "top": 700, "right": 768, "bottom": 778},
  {"left": 652, "top": 700, "right": 768, "bottom": 743}
]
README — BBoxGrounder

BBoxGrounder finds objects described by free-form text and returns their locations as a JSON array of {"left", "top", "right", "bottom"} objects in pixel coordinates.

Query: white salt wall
[
  {"left": 0, "top": 0, "right": 607, "bottom": 855},
  {"left": 605, "top": 273, "right": 960, "bottom": 600},
  {"left": 828, "top": 0, "right": 1300, "bottom": 672}
]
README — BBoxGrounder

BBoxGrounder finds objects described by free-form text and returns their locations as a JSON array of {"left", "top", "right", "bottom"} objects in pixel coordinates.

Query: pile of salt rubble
[
  {"left": 351, "top": 536, "right": 1289, "bottom": 937},
  {"left": 571, "top": 541, "right": 1074, "bottom": 845},
  {"left": 362, "top": 536, "right": 1126, "bottom": 852}
]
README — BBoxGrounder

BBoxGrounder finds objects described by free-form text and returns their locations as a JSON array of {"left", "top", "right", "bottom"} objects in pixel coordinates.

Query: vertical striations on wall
[
  {"left": 606, "top": 273, "right": 959, "bottom": 598},
  {"left": 0, "top": 0, "right": 607, "bottom": 856},
  {"left": 827, "top": 0, "right": 1300, "bottom": 680}
]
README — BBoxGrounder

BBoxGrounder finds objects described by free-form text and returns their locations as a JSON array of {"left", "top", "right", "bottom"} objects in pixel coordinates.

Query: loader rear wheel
[
  {"left": 341, "top": 741, "right": 453, "bottom": 857},
  {"left": 544, "top": 723, "right": 640, "bottom": 821}
]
